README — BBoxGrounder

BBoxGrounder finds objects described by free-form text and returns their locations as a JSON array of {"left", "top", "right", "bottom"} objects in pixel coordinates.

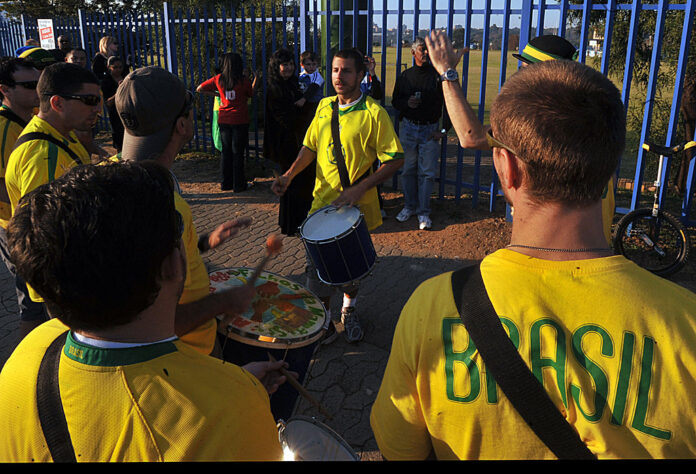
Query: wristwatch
[{"left": 440, "top": 68, "right": 458, "bottom": 82}]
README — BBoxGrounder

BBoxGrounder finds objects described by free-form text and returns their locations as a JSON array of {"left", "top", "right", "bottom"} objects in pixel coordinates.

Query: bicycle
[{"left": 612, "top": 140, "right": 695, "bottom": 277}]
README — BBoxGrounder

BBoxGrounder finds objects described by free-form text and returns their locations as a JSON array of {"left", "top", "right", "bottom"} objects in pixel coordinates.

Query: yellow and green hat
[
  {"left": 513, "top": 35, "right": 578, "bottom": 64},
  {"left": 17, "top": 47, "right": 56, "bottom": 70}
]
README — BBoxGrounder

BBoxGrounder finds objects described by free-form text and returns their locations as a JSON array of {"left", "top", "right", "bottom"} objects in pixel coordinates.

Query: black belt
[{"left": 404, "top": 118, "right": 438, "bottom": 126}]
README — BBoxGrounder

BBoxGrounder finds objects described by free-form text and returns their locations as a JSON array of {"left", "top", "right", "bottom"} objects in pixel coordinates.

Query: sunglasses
[
  {"left": 14, "top": 80, "right": 38, "bottom": 90},
  {"left": 486, "top": 129, "right": 522, "bottom": 159},
  {"left": 57, "top": 94, "right": 102, "bottom": 107}
]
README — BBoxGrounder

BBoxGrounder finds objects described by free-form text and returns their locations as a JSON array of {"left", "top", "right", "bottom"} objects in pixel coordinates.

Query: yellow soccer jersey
[
  {"left": 0, "top": 106, "right": 27, "bottom": 228},
  {"left": 371, "top": 249, "right": 696, "bottom": 460},
  {"left": 0, "top": 319, "right": 282, "bottom": 462},
  {"left": 6, "top": 115, "right": 90, "bottom": 303},
  {"left": 174, "top": 192, "right": 217, "bottom": 354},
  {"left": 303, "top": 94, "right": 403, "bottom": 230}
]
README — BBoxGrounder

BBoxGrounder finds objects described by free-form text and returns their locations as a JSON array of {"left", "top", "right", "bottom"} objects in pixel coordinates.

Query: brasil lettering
[{"left": 442, "top": 317, "right": 671, "bottom": 441}]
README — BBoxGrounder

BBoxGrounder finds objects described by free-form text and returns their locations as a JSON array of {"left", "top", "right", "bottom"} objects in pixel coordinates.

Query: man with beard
[
  {"left": 272, "top": 48, "right": 403, "bottom": 343},
  {"left": 5, "top": 62, "right": 100, "bottom": 332}
]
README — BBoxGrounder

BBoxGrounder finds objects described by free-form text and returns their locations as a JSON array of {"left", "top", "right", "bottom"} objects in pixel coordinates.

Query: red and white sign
[{"left": 37, "top": 19, "right": 55, "bottom": 50}]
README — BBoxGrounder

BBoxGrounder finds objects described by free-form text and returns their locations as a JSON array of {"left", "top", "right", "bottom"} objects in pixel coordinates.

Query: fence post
[
  {"left": 519, "top": 0, "right": 533, "bottom": 54},
  {"left": 162, "top": 1, "right": 178, "bottom": 74},
  {"left": 20, "top": 14, "right": 27, "bottom": 45},
  {"left": 77, "top": 9, "right": 87, "bottom": 49},
  {"left": 299, "top": 0, "right": 309, "bottom": 54}
]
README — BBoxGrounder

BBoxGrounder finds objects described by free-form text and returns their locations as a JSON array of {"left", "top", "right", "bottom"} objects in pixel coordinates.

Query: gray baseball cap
[{"left": 116, "top": 66, "right": 192, "bottom": 162}]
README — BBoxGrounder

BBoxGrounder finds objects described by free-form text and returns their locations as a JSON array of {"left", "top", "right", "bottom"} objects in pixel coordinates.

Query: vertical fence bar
[
  {"left": 578, "top": 0, "right": 593, "bottom": 64},
  {"left": 471, "top": 0, "right": 491, "bottom": 209},
  {"left": 600, "top": 0, "right": 617, "bottom": 76},
  {"left": 380, "top": 0, "right": 387, "bottom": 106},
  {"left": 630, "top": 0, "right": 669, "bottom": 211}
]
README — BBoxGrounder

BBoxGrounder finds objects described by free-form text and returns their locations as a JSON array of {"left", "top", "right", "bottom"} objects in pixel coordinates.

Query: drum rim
[
  {"left": 209, "top": 267, "right": 327, "bottom": 348},
  {"left": 280, "top": 415, "right": 359, "bottom": 461},
  {"left": 299, "top": 205, "right": 365, "bottom": 243}
]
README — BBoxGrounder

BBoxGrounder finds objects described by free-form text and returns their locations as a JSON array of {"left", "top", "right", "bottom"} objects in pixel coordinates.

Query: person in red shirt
[{"left": 197, "top": 52, "right": 259, "bottom": 192}]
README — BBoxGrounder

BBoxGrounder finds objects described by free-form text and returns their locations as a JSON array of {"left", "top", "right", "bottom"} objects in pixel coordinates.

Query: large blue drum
[{"left": 300, "top": 205, "right": 377, "bottom": 286}]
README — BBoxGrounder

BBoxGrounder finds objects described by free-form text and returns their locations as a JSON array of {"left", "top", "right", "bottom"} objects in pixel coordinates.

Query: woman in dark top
[
  {"left": 101, "top": 56, "right": 125, "bottom": 152},
  {"left": 197, "top": 52, "right": 258, "bottom": 192},
  {"left": 264, "top": 48, "right": 315, "bottom": 236},
  {"left": 92, "top": 36, "right": 119, "bottom": 82}
]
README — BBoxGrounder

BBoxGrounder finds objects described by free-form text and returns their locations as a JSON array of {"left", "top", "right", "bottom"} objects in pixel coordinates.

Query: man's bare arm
[
  {"left": 426, "top": 30, "right": 490, "bottom": 150},
  {"left": 175, "top": 285, "right": 255, "bottom": 337},
  {"left": 271, "top": 146, "right": 317, "bottom": 196}
]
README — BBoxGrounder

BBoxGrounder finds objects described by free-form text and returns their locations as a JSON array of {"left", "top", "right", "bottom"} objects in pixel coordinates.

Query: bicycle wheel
[{"left": 613, "top": 208, "right": 690, "bottom": 277}]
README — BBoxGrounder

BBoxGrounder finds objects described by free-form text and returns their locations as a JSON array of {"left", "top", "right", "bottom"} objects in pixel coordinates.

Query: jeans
[
  {"left": 219, "top": 123, "right": 249, "bottom": 192},
  {"left": 399, "top": 119, "right": 440, "bottom": 216}
]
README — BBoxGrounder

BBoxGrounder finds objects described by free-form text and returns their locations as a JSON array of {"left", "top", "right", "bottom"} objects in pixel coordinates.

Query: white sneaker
[
  {"left": 396, "top": 207, "right": 415, "bottom": 222},
  {"left": 418, "top": 215, "right": 432, "bottom": 230}
]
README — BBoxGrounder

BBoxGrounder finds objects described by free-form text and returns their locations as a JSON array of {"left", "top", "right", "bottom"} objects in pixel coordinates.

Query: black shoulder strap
[
  {"left": 37, "top": 331, "right": 77, "bottom": 462},
  {"left": 451, "top": 264, "right": 596, "bottom": 460},
  {"left": 0, "top": 107, "right": 28, "bottom": 128},
  {"left": 14, "top": 132, "right": 83, "bottom": 167},
  {"left": 331, "top": 98, "right": 352, "bottom": 190}
]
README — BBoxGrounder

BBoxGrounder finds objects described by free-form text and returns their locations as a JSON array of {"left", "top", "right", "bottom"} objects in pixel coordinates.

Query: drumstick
[
  {"left": 267, "top": 353, "right": 333, "bottom": 420},
  {"left": 247, "top": 234, "right": 283, "bottom": 287}
]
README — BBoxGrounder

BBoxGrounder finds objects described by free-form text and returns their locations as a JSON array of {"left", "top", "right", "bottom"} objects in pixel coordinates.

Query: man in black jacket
[{"left": 392, "top": 37, "right": 449, "bottom": 230}]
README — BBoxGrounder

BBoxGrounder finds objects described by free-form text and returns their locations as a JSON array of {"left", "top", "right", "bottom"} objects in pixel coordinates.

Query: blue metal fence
[{"left": 0, "top": 1, "right": 695, "bottom": 224}]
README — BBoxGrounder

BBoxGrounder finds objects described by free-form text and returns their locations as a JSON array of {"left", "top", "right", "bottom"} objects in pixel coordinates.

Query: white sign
[{"left": 37, "top": 19, "right": 55, "bottom": 50}]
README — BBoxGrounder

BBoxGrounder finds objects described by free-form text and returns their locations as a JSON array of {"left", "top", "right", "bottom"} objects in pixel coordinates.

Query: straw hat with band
[{"left": 512, "top": 35, "right": 579, "bottom": 64}]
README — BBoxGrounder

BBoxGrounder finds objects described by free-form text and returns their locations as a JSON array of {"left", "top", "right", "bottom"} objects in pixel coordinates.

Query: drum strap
[
  {"left": 331, "top": 99, "right": 352, "bottom": 190},
  {"left": 451, "top": 263, "right": 596, "bottom": 460},
  {"left": 36, "top": 331, "right": 77, "bottom": 462},
  {"left": 330, "top": 99, "right": 373, "bottom": 191}
]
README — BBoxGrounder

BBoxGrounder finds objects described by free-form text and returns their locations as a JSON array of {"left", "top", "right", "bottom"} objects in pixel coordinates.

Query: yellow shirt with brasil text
[
  {"left": 303, "top": 94, "right": 403, "bottom": 230},
  {"left": 0, "top": 318, "right": 282, "bottom": 462},
  {"left": 6, "top": 115, "right": 90, "bottom": 303},
  {"left": 371, "top": 249, "right": 696, "bottom": 459}
]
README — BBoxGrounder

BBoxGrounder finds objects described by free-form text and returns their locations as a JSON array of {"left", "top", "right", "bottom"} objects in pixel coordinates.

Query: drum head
[
  {"left": 300, "top": 205, "right": 361, "bottom": 242},
  {"left": 280, "top": 416, "right": 358, "bottom": 461},
  {"left": 209, "top": 268, "right": 326, "bottom": 348}
]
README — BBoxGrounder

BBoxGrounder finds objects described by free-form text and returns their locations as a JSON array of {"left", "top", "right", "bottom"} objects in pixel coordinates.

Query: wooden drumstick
[
  {"left": 268, "top": 353, "right": 333, "bottom": 420},
  {"left": 247, "top": 234, "right": 283, "bottom": 287}
]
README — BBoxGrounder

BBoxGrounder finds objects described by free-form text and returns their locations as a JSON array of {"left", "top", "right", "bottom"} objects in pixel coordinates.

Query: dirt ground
[{"left": 171, "top": 151, "right": 513, "bottom": 262}]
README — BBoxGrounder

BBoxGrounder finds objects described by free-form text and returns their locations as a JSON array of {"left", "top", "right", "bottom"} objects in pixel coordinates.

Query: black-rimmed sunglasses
[{"left": 56, "top": 94, "right": 102, "bottom": 107}]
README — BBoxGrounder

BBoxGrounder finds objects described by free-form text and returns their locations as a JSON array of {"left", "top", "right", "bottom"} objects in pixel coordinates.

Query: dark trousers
[
  {"left": 0, "top": 226, "right": 48, "bottom": 322},
  {"left": 219, "top": 123, "right": 249, "bottom": 192}
]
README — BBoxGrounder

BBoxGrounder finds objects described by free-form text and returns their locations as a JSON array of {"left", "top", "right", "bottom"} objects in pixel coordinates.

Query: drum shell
[{"left": 301, "top": 211, "right": 376, "bottom": 286}]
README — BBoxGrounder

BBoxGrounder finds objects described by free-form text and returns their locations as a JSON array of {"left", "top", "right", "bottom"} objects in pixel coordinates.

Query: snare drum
[
  {"left": 209, "top": 267, "right": 327, "bottom": 349},
  {"left": 300, "top": 205, "right": 377, "bottom": 286},
  {"left": 278, "top": 416, "right": 359, "bottom": 461}
]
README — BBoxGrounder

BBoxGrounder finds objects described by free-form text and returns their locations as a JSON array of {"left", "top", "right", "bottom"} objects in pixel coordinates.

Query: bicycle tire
[{"left": 613, "top": 208, "right": 690, "bottom": 277}]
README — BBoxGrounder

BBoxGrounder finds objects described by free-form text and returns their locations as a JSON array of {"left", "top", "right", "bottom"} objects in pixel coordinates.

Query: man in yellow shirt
[
  {"left": 115, "top": 66, "right": 256, "bottom": 357},
  {"left": 5, "top": 62, "right": 100, "bottom": 338},
  {"left": 272, "top": 48, "right": 404, "bottom": 343},
  {"left": 0, "top": 161, "right": 283, "bottom": 461},
  {"left": 370, "top": 32, "right": 696, "bottom": 459},
  {"left": 0, "top": 57, "right": 47, "bottom": 334}
]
